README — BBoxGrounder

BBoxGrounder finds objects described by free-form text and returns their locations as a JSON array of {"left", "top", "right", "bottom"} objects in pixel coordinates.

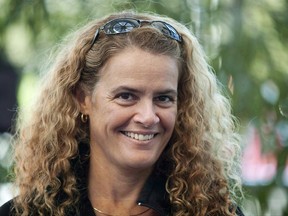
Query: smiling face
[{"left": 79, "top": 47, "right": 179, "bottom": 172}]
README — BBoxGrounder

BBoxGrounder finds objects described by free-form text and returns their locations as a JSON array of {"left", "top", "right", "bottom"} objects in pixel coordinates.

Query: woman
[{"left": 0, "top": 11, "right": 244, "bottom": 215}]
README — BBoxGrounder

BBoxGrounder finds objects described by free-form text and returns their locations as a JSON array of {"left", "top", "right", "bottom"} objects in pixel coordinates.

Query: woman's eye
[
  {"left": 155, "top": 95, "right": 174, "bottom": 103},
  {"left": 117, "top": 93, "right": 135, "bottom": 101}
]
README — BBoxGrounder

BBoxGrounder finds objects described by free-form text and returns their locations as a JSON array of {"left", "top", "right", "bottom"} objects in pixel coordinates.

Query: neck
[{"left": 88, "top": 151, "right": 153, "bottom": 215}]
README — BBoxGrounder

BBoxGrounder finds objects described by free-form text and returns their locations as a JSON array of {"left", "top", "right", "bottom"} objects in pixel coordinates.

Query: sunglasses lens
[
  {"left": 151, "top": 21, "right": 181, "bottom": 42},
  {"left": 103, "top": 19, "right": 139, "bottom": 34}
]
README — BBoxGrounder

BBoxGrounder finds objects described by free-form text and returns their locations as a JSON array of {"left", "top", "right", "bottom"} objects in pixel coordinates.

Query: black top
[
  {"left": 0, "top": 143, "right": 245, "bottom": 215},
  {"left": 0, "top": 173, "right": 244, "bottom": 216}
]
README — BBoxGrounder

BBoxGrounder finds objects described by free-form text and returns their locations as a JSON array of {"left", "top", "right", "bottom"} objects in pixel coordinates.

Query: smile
[{"left": 123, "top": 132, "right": 156, "bottom": 141}]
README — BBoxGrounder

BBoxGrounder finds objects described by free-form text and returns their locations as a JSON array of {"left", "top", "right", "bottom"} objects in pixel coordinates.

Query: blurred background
[{"left": 0, "top": 0, "right": 287, "bottom": 215}]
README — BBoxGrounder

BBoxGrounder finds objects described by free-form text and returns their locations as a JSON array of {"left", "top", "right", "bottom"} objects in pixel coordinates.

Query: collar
[{"left": 136, "top": 171, "right": 170, "bottom": 215}]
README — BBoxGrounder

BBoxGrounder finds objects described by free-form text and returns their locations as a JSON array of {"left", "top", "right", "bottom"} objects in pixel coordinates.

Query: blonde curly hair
[{"left": 12, "top": 11, "right": 243, "bottom": 216}]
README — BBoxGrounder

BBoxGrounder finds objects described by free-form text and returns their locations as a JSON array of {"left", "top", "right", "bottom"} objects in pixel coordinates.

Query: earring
[{"left": 80, "top": 113, "right": 88, "bottom": 123}]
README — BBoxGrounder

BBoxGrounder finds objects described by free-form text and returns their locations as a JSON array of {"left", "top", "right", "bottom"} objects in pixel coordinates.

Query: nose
[{"left": 133, "top": 100, "right": 160, "bottom": 128}]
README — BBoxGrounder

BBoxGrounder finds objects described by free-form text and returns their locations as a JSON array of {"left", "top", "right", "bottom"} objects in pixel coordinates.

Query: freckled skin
[{"left": 80, "top": 47, "right": 179, "bottom": 172}]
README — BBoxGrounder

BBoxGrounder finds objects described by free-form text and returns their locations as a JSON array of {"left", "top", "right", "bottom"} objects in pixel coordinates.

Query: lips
[{"left": 123, "top": 131, "right": 156, "bottom": 141}]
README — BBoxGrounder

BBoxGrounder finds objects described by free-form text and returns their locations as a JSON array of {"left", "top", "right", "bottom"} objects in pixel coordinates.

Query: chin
[{"left": 125, "top": 155, "right": 158, "bottom": 170}]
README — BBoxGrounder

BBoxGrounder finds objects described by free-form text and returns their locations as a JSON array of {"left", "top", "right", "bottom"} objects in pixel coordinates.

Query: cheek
[
  {"left": 101, "top": 106, "right": 133, "bottom": 128},
  {"left": 160, "top": 109, "right": 177, "bottom": 132}
]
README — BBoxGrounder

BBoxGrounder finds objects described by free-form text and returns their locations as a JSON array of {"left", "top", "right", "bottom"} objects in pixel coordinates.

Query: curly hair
[{"left": 12, "top": 11, "right": 243, "bottom": 216}]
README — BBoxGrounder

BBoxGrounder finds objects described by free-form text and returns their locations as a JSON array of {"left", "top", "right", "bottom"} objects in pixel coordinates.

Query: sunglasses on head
[{"left": 90, "top": 18, "right": 182, "bottom": 47}]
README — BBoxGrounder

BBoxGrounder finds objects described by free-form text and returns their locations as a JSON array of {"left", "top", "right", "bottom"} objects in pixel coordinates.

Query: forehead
[{"left": 97, "top": 47, "right": 179, "bottom": 86}]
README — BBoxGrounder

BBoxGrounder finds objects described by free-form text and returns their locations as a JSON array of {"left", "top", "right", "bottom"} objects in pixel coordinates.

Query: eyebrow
[
  {"left": 155, "top": 89, "right": 178, "bottom": 97},
  {"left": 111, "top": 86, "right": 178, "bottom": 96}
]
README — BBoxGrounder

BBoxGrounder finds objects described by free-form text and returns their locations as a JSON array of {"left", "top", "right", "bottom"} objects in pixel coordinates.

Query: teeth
[{"left": 124, "top": 132, "right": 155, "bottom": 141}]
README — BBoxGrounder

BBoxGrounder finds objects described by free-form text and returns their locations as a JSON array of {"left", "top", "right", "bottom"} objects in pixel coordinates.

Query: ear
[{"left": 75, "top": 87, "right": 92, "bottom": 114}]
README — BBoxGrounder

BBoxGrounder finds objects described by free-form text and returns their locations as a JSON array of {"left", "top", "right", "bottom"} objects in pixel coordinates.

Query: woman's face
[{"left": 80, "top": 47, "right": 179, "bottom": 171}]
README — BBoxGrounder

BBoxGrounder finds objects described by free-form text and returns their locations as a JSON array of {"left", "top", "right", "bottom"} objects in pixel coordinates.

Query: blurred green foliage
[{"left": 0, "top": 0, "right": 287, "bottom": 214}]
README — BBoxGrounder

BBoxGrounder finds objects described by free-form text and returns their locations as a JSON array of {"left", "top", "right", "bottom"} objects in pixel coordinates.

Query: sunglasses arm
[{"left": 90, "top": 29, "right": 100, "bottom": 49}]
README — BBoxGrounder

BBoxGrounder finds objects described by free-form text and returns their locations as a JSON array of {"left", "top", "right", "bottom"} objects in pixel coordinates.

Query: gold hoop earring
[{"left": 81, "top": 113, "right": 88, "bottom": 123}]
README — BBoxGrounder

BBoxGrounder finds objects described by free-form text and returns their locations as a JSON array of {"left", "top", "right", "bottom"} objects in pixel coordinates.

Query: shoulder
[{"left": 0, "top": 199, "right": 14, "bottom": 216}]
